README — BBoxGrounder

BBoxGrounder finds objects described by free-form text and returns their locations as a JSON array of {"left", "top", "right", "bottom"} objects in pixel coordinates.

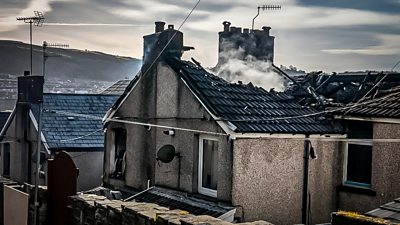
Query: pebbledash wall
[
  {"left": 232, "top": 138, "right": 341, "bottom": 224},
  {"left": 103, "top": 63, "right": 233, "bottom": 201}
]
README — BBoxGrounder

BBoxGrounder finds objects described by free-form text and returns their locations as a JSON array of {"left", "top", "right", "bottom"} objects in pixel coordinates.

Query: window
[
  {"left": 344, "top": 121, "right": 373, "bottom": 187},
  {"left": 3, "top": 143, "right": 10, "bottom": 177},
  {"left": 111, "top": 128, "right": 126, "bottom": 179},
  {"left": 198, "top": 135, "right": 218, "bottom": 197}
]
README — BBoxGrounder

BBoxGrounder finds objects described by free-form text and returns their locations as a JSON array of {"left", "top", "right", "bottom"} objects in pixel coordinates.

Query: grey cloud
[
  {"left": 0, "top": 0, "right": 29, "bottom": 9},
  {"left": 45, "top": 1, "right": 133, "bottom": 24},
  {"left": 296, "top": 0, "right": 400, "bottom": 15}
]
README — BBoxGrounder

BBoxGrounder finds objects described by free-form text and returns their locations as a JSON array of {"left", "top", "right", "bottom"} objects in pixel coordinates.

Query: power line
[
  {"left": 390, "top": 59, "right": 400, "bottom": 71},
  {"left": 140, "top": 0, "right": 201, "bottom": 80},
  {"left": 59, "top": 129, "right": 103, "bottom": 142}
]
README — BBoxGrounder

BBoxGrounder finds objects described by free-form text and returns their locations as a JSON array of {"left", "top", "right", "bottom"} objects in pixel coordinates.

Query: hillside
[{"left": 0, "top": 40, "right": 141, "bottom": 82}]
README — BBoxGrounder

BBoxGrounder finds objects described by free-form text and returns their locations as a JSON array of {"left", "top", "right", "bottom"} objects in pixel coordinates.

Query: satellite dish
[{"left": 157, "top": 145, "right": 177, "bottom": 163}]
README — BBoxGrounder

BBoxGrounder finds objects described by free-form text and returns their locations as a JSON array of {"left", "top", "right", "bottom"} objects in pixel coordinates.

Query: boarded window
[
  {"left": 3, "top": 143, "right": 10, "bottom": 176},
  {"left": 112, "top": 128, "right": 126, "bottom": 179},
  {"left": 345, "top": 121, "right": 373, "bottom": 186}
]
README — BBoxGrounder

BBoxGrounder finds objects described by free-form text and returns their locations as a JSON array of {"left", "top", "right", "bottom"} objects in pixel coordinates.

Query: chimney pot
[
  {"left": 222, "top": 21, "right": 231, "bottom": 32},
  {"left": 24, "top": 71, "right": 30, "bottom": 76},
  {"left": 155, "top": 21, "right": 165, "bottom": 32},
  {"left": 262, "top": 26, "right": 271, "bottom": 35},
  {"left": 168, "top": 24, "right": 174, "bottom": 30}
]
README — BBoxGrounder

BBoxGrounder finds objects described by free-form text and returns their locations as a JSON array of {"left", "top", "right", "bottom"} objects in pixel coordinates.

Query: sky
[{"left": 0, "top": 0, "right": 400, "bottom": 73}]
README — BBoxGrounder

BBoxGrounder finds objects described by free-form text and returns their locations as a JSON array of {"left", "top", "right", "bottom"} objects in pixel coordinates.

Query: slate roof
[
  {"left": 338, "top": 87, "right": 400, "bottom": 118},
  {"left": 365, "top": 197, "right": 400, "bottom": 222},
  {"left": 102, "top": 79, "right": 131, "bottom": 95},
  {"left": 32, "top": 93, "right": 118, "bottom": 151},
  {"left": 131, "top": 186, "right": 234, "bottom": 217},
  {"left": 0, "top": 111, "right": 11, "bottom": 132},
  {"left": 166, "top": 57, "right": 340, "bottom": 134}
]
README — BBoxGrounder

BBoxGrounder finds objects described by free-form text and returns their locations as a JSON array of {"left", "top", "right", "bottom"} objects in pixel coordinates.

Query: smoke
[{"left": 216, "top": 40, "right": 285, "bottom": 92}]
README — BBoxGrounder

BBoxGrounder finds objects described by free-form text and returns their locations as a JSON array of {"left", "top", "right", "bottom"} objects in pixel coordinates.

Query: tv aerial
[{"left": 252, "top": 5, "right": 281, "bottom": 31}]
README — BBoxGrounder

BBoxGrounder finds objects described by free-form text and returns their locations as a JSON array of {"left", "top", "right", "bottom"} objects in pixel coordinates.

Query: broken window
[
  {"left": 198, "top": 135, "right": 218, "bottom": 197},
  {"left": 112, "top": 128, "right": 126, "bottom": 179},
  {"left": 3, "top": 143, "right": 10, "bottom": 177},
  {"left": 345, "top": 121, "right": 373, "bottom": 187}
]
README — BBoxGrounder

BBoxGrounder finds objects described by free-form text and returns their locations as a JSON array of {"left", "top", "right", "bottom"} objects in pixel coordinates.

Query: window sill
[{"left": 337, "top": 184, "right": 376, "bottom": 196}]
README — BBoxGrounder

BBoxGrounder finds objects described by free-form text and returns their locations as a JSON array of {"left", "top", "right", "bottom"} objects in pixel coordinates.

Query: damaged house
[
  {"left": 287, "top": 70, "right": 400, "bottom": 215},
  {"left": 102, "top": 21, "right": 347, "bottom": 225},
  {"left": 0, "top": 76, "right": 118, "bottom": 191}
]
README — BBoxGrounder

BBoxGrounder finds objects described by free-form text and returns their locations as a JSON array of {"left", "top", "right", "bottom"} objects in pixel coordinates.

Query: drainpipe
[
  {"left": 33, "top": 102, "right": 43, "bottom": 225},
  {"left": 302, "top": 135, "right": 310, "bottom": 225}
]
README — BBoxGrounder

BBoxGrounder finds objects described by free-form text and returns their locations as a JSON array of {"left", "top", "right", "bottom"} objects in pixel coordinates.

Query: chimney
[
  {"left": 142, "top": 21, "right": 193, "bottom": 72},
  {"left": 155, "top": 21, "right": 165, "bottom": 32},
  {"left": 24, "top": 71, "right": 30, "bottom": 76},
  {"left": 217, "top": 22, "right": 275, "bottom": 66},
  {"left": 17, "top": 76, "right": 44, "bottom": 104},
  {"left": 12, "top": 74, "right": 44, "bottom": 182}
]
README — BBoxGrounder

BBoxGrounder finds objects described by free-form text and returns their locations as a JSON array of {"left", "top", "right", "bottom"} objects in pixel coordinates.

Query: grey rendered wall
[
  {"left": 69, "top": 151, "right": 103, "bottom": 191},
  {"left": 338, "top": 122, "right": 400, "bottom": 213},
  {"left": 232, "top": 138, "right": 340, "bottom": 225},
  {"left": 104, "top": 62, "right": 232, "bottom": 201}
]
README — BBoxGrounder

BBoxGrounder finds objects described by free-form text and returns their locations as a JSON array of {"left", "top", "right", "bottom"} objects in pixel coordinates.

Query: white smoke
[{"left": 216, "top": 41, "right": 285, "bottom": 91}]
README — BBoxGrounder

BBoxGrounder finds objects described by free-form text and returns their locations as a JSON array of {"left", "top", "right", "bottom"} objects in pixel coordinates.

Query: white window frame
[
  {"left": 198, "top": 135, "right": 218, "bottom": 198},
  {"left": 343, "top": 140, "right": 373, "bottom": 188}
]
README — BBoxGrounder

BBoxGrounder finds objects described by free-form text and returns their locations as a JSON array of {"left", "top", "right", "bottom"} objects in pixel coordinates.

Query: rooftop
[
  {"left": 101, "top": 79, "right": 132, "bottom": 95},
  {"left": 365, "top": 197, "right": 400, "bottom": 223},
  {"left": 336, "top": 87, "right": 400, "bottom": 118},
  {"left": 166, "top": 57, "right": 341, "bottom": 134},
  {"left": 131, "top": 186, "right": 234, "bottom": 218},
  {"left": 32, "top": 93, "right": 118, "bottom": 151}
]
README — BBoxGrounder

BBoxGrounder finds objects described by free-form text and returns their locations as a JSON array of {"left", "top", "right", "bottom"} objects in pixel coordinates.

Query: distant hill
[{"left": 0, "top": 40, "right": 141, "bottom": 82}]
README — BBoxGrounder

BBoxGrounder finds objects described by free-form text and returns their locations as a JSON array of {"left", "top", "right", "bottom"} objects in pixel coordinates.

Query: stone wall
[{"left": 68, "top": 194, "right": 274, "bottom": 225}]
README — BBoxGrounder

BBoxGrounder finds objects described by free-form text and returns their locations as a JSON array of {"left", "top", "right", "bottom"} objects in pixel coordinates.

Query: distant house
[
  {"left": 333, "top": 87, "right": 400, "bottom": 213},
  {"left": 0, "top": 91, "right": 117, "bottom": 191},
  {"left": 102, "top": 22, "right": 345, "bottom": 225},
  {"left": 102, "top": 79, "right": 132, "bottom": 95}
]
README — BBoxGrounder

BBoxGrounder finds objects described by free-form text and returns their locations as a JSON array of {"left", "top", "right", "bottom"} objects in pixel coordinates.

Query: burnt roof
[
  {"left": 32, "top": 93, "right": 118, "bottom": 151},
  {"left": 337, "top": 87, "right": 400, "bottom": 118},
  {"left": 289, "top": 71, "right": 400, "bottom": 106},
  {"left": 167, "top": 57, "right": 341, "bottom": 134}
]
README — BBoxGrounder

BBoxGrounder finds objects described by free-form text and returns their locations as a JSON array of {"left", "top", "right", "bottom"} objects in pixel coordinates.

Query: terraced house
[
  {"left": 102, "top": 22, "right": 346, "bottom": 225},
  {"left": 0, "top": 86, "right": 117, "bottom": 191}
]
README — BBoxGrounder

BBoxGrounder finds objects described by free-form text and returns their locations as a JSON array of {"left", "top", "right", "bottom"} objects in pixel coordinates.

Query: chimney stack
[
  {"left": 155, "top": 21, "right": 165, "bottom": 33},
  {"left": 142, "top": 21, "right": 193, "bottom": 72},
  {"left": 217, "top": 21, "right": 275, "bottom": 66}
]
